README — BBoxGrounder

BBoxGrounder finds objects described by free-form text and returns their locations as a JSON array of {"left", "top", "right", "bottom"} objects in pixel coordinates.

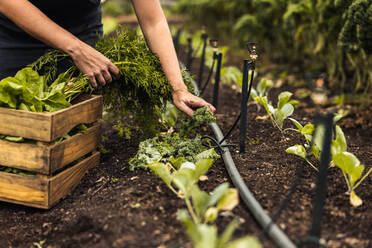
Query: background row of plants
[
  {"left": 250, "top": 78, "right": 371, "bottom": 207},
  {"left": 172, "top": 0, "right": 372, "bottom": 94}
]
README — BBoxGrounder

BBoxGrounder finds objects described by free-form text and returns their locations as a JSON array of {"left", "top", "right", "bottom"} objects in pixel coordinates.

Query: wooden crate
[
  {"left": 0, "top": 95, "right": 102, "bottom": 142},
  {"left": 0, "top": 95, "right": 103, "bottom": 208},
  {"left": 0, "top": 123, "right": 101, "bottom": 175},
  {"left": 0, "top": 152, "right": 100, "bottom": 209}
]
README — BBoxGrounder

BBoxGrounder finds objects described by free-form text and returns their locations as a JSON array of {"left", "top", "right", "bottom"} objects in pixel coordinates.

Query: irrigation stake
[
  {"left": 200, "top": 39, "right": 218, "bottom": 95},
  {"left": 213, "top": 52, "right": 222, "bottom": 109},
  {"left": 239, "top": 42, "right": 257, "bottom": 153},
  {"left": 239, "top": 59, "right": 249, "bottom": 153},
  {"left": 197, "top": 26, "right": 208, "bottom": 87},
  {"left": 299, "top": 112, "right": 333, "bottom": 248}
]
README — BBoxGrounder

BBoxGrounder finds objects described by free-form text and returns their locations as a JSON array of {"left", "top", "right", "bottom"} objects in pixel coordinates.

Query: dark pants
[{"left": 0, "top": 30, "right": 101, "bottom": 80}]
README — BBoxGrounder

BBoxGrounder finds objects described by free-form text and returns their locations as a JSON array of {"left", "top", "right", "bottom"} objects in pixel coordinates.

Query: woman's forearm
[
  {"left": 0, "top": 0, "right": 119, "bottom": 86},
  {"left": 131, "top": 0, "right": 188, "bottom": 92},
  {"left": 0, "top": 0, "right": 82, "bottom": 54}
]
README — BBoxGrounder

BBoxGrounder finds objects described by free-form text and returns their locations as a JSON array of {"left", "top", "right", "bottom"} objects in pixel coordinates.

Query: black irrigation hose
[
  {"left": 201, "top": 135, "right": 236, "bottom": 152},
  {"left": 182, "top": 64, "right": 296, "bottom": 248},
  {"left": 218, "top": 69, "right": 254, "bottom": 145},
  {"left": 210, "top": 122, "right": 296, "bottom": 248},
  {"left": 200, "top": 57, "right": 216, "bottom": 95}
]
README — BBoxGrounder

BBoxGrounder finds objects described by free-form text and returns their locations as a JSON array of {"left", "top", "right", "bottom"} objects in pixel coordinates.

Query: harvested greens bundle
[{"left": 30, "top": 27, "right": 192, "bottom": 135}]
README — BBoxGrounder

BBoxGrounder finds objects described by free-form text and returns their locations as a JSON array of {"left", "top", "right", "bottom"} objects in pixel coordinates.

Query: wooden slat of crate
[
  {"left": 0, "top": 151, "right": 100, "bottom": 209},
  {"left": 0, "top": 95, "right": 102, "bottom": 142},
  {"left": 0, "top": 123, "right": 100, "bottom": 175}
]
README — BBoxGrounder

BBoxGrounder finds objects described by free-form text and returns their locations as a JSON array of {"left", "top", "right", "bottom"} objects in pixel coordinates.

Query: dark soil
[{"left": 1, "top": 39, "right": 372, "bottom": 248}]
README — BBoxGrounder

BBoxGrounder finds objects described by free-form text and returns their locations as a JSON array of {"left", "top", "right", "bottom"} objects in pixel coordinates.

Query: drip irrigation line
[
  {"left": 210, "top": 122, "right": 296, "bottom": 248},
  {"left": 201, "top": 135, "right": 236, "bottom": 152},
  {"left": 219, "top": 70, "right": 254, "bottom": 145},
  {"left": 181, "top": 61, "right": 296, "bottom": 248},
  {"left": 200, "top": 57, "right": 216, "bottom": 95},
  {"left": 219, "top": 113, "right": 241, "bottom": 144},
  {"left": 297, "top": 236, "right": 327, "bottom": 248}
]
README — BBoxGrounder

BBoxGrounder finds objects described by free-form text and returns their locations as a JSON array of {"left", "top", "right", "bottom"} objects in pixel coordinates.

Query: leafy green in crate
[{"left": 0, "top": 68, "right": 70, "bottom": 112}]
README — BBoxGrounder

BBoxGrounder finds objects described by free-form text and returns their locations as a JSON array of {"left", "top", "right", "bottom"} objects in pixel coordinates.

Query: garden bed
[{"left": 1, "top": 79, "right": 371, "bottom": 247}]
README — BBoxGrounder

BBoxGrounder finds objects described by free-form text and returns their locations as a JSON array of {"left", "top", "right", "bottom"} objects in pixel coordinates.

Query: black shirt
[
  {"left": 0, "top": 1, "right": 103, "bottom": 78},
  {"left": 0, "top": 0, "right": 102, "bottom": 48}
]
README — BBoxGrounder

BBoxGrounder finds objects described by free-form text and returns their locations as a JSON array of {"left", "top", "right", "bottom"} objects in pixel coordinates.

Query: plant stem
[
  {"left": 185, "top": 197, "right": 199, "bottom": 224},
  {"left": 342, "top": 170, "right": 352, "bottom": 193},
  {"left": 353, "top": 167, "right": 372, "bottom": 191},
  {"left": 168, "top": 185, "right": 179, "bottom": 196},
  {"left": 305, "top": 159, "right": 318, "bottom": 172}
]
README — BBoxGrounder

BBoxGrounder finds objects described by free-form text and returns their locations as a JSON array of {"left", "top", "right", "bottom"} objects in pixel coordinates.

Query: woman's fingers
[
  {"left": 172, "top": 90, "right": 216, "bottom": 117},
  {"left": 71, "top": 42, "right": 120, "bottom": 87},
  {"left": 109, "top": 63, "right": 120, "bottom": 79},
  {"left": 101, "top": 69, "right": 112, "bottom": 84}
]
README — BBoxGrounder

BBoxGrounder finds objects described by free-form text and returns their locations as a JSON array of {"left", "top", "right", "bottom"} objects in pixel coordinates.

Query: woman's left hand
[{"left": 172, "top": 90, "right": 216, "bottom": 117}]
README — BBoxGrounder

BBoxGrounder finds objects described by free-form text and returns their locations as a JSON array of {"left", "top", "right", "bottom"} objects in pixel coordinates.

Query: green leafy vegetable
[{"left": 0, "top": 68, "right": 71, "bottom": 112}]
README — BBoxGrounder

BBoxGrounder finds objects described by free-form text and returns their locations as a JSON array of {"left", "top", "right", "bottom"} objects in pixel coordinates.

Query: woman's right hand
[{"left": 68, "top": 42, "right": 120, "bottom": 88}]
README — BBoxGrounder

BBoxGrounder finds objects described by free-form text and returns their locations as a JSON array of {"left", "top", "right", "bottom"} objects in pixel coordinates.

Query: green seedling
[
  {"left": 285, "top": 118, "right": 326, "bottom": 171},
  {"left": 255, "top": 91, "right": 298, "bottom": 131},
  {"left": 178, "top": 210, "right": 261, "bottom": 248},
  {"left": 331, "top": 125, "right": 371, "bottom": 207},
  {"left": 251, "top": 78, "right": 274, "bottom": 99}
]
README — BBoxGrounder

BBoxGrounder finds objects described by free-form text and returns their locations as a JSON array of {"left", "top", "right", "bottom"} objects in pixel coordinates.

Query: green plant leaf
[
  {"left": 207, "top": 182, "right": 229, "bottom": 208},
  {"left": 286, "top": 145, "right": 306, "bottom": 159},
  {"left": 191, "top": 185, "right": 211, "bottom": 220},
  {"left": 302, "top": 124, "right": 314, "bottom": 135},
  {"left": 255, "top": 96, "right": 272, "bottom": 114},
  {"left": 331, "top": 125, "right": 347, "bottom": 156},
  {"left": 204, "top": 207, "right": 219, "bottom": 223},
  {"left": 278, "top": 91, "right": 293, "bottom": 109},
  {"left": 273, "top": 109, "right": 285, "bottom": 128},
  {"left": 217, "top": 219, "right": 239, "bottom": 248},
  {"left": 225, "top": 236, "right": 262, "bottom": 248},
  {"left": 289, "top": 118, "right": 303, "bottom": 130},
  {"left": 178, "top": 209, "right": 218, "bottom": 248},
  {"left": 149, "top": 162, "right": 172, "bottom": 187},
  {"left": 281, "top": 103, "right": 295, "bottom": 118},
  {"left": 172, "top": 168, "right": 196, "bottom": 197},
  {"left": 177, "top": 209, "right": 200, "bottom": 243},
  {"left": 217, "top": 188, "right": 239, "bottom": 211},
  {"left": 257, "top": 78, "right": 273, "bottom": 97},
  {"left": 333, "top": 152, "right": 363, "bottom": 187},
  {"left": 313, "top": 124, "right": 326, "bottom": 152},
  {"left": 4, "top": 136, "right": 24, "bottom": 142},
  {"left": 170, "top": 156, "right": 185, "bottom": 169},
  {"left": 195, "top": 148, "right": 220, "bottom": 163},
  {"left": 161, "top": 102, "right": 179, "bottom": 127},
  {"left": 194, "top": 158, "right": 214, "bottom": 180},
  {"left": 349, "top": 165, "right": 365, "bottom": 188}
]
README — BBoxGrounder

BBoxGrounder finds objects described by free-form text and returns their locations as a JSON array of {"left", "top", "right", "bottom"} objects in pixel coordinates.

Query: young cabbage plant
[
  {"left": 177, "top": 210, "right": 261, "bottom": 248},
  {"left": 331, "top": 125, "right": 372, "bottom": 207},
  {"left": 285, "top": 118, "right": 324, "bottom": 171},
  {"left": 255, "top": 91, "right": 298, "bottom": 131},
  {"left": 250, "top": 78, "right": 274, "bottom": 99}
]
